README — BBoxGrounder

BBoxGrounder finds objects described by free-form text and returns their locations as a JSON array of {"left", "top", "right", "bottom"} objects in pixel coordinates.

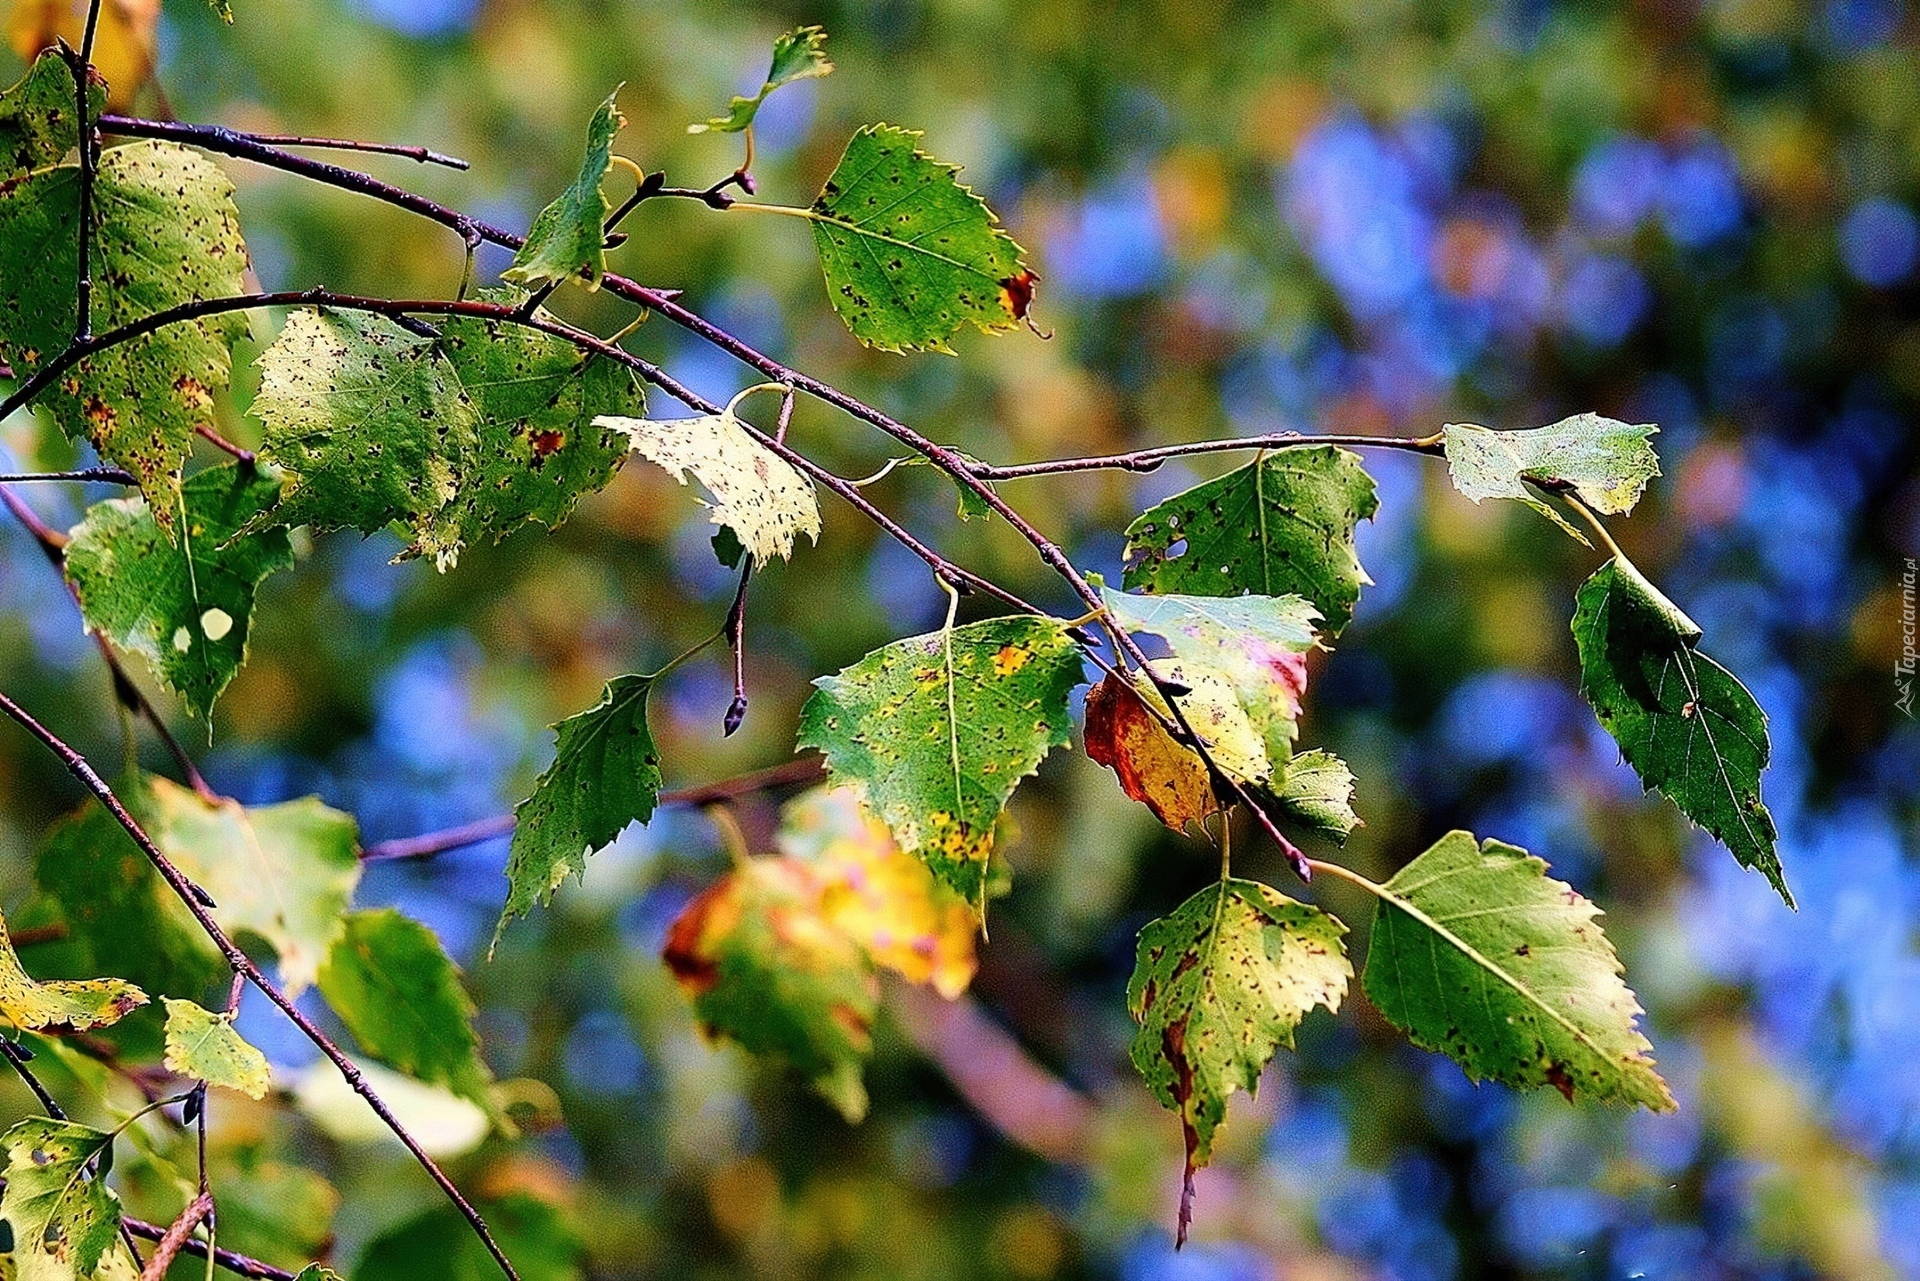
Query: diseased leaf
[
  {"left": 664, "top": 857, "right": 877, "bottom": 1121},
  {"left": 1123, "top": 446, "right": 1379, "bottom": 636},
  {"left": 778, "top": 786, "right": 978, "bottom": 998},
  {"left": 1084, "top": 672, "right": 1220, "bottom": 835},
  {"left": 64, "top": 463, "right": 293, "bottom": 719},
  {"left": 161, "top": 997, "right": 271, "bottom": 1099},
  {"left": 1269, "top": 748, "right": 1359, "bottom": 843},
  {"left": 1362, "top": 830, "right": 1675, "bottom": 1110},
  {"left": 249, "top": 308, "right": 473, "bottom": 560},
  {"left": 1128, "top": 879, "right": 1349, "bottom": 1244},
  {"left": 1444, "top": 413, "right": 1660, "bottom": 517},
  {"left": 0, "top": 1117, "right": 131, "bottom": 1281},
  {"left": 0, "top": 905, "right": 145, "bottom": 1034},
  {"left": 795, "top": 615, "right": 1084, "bottom": 903},
  {"left": 1572, "top": 557, "right": 1788, "bottom": 905},
  {"left": 319, "top": 909, "right": 497, "bottom": 1119},
  {"left": 689, "top": 25, "right": 832, "bottom": 134},
  {"left": 1102, "top": 584, "right": 1317, "bottom": 765},
  {"left": 251, "top": 302, "right": 640, "bottom": 569},
  {"left": 0, "top": 52, "right": 99, "bottom": 177},
  {"left": 495, "top": 673, "right": 663, "bottom": 947},
  {"left": 504, "top": 87, "right": 624, "bottom": 291},
  {"left": 598, "top": 408, "right": 819, "bottom": 568},
  {"left": 141, "top": 776, "right": 361, "bottom": 996},
  {"left": 1135, "top": 658, "right": 1273, "bottom": 790},
  {"left": 809, "top": 124, "right": 1033, "bottom": 353},
  {"left": 0, "top": 140, "right": 250, "bottom": 521}
]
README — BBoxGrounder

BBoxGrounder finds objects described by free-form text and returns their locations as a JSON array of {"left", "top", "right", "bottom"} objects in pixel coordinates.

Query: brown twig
[
  {"left": 138, "top": 1191, "right": 214, "bottom": 1281},
  {"left": 0, "top": 468, "right": 137, "bottom": 485}
]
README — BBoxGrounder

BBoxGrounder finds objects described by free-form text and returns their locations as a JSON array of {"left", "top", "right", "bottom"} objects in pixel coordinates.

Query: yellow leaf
[
  {"left": 0, "top": 904, "right": 146, "bottom": 1033},
  {"left": 6, "top": 0, "right": 160, "bottom": 109},
  {"left": 778, "top": 786, "right": 979, "bottom": 999},
  {"left": 1083, "top": 672, "right": 1220, "bottom": 836}
]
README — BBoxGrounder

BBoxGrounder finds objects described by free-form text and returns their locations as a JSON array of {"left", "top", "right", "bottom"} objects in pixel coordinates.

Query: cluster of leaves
[{"left": 0, "top": 14, "right": 1795, "bottom": 1273}]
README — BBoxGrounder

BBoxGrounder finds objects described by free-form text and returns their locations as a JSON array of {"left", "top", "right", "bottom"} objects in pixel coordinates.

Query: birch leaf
[
  {"left": 810, "top": 124, "right": 1033, "bottom": 353},
  {"left": 0, "top": 1118, "right": 130, "bottom": 1281},
  {"left": 1128, "top": 879, "right": 1349, "bottom": 1244},
  {"left": 0, "top": 140, "right": 250, "bottom": 522},
  {"left": 0, "top": 52, "right": 99, "bottom": 177},
  {"left": 161, "top": 997, "right": 271, "bottom": 1099},
  {"left": 1572, "top": 557, "right": 1788, "bottom": 905},
  {"left": 1269, "top": 748, "right": 1359, "bottom": 843},
  {"left": 504, "top": 87, "right": 624, "bottom": 291},
  {"left": 0, "top": 906, "right": 145, "bottom": 1035},
  {"left": 1444, "top": 413, "right": 1660, "bottom": 515},
  {"left": 141, "top": 776, "right": 361, "bottom": 996},
  {"left": 1362, "top": 830, "right": 1675, "bottom": 1110},
  {"left": 795, "top": 615, "right": 1083, "bottom": 903},
  {"left": 598, "top": 410, "right": 820, "bottom": 568},
  {"left": 1123, "top": 446, "right": 1378, "bottom": 636},
  {"left": 1083, "top": 672, "right": 1220, "bottom": 835},
  {"left": 64, "top": 463, "right": 293, "bottom": 720},
  {"left": 689, "top": 26, "right": 832, "bottom": 134}
]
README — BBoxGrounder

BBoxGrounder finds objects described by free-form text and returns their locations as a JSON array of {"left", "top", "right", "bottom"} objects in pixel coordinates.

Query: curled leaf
[{"left": 689, "top": 26, "right": 833, "bottom": 134}]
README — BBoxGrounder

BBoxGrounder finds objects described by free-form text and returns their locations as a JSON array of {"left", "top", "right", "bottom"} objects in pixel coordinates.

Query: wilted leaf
[
  {"left": 64, "top": 463, "right": 293, "bottom": 720},
  {"left": 0, "top": 52, "right": 99, "bottom": 177},
  {"left": 795, "top": 615, "right": 1084, "bottom": 903},
  {"left": 141, "top": 776, "right": 361, "bottom": 996},
  {"left": 318, "top": 909, "right": 497, "bottom": 1118},
  {"left": 1102, "top": 584, "right": 1317, "bottom": 765},
  {"left": 778, "top": 786, "right": 979, "bottom": 998},
  {"left": 664, "top": 858, "right": 877, "bottom": 1121},
  {"left": 0, "top": 1117, "right": 130, "bottom": 1280},
  {"left": 1269, "top": 748, "right": 1358, "bottom": 842},
  {"left": 1362, "top": 830, "right": 1675, "bottom": 1110},
  {"left": 1572, "top": 557, "right": 1787, "bottom": 905},
  {"left": 1084, "top": 672, "right": 1219, "bottom": 835},
  {"left": 689, "top": 25, "right": 832, "bottom": 134},
  {"left": 599, "top": 407, "right": 819, "bottom": 568},
  {"left": 1444, "top": 413, "right": 1660, "bottom": 517},
  {"left": 496, "top": 673, "right": 663, "bottom": 947},
  {"left": 1128, "top": 879, "right": 1349, "bottom": 1244},
  {"left": 0, "top": 905, "right": 145, "bottom": 1034},
  {"left": 161, "top": 997, "right": 271, "bottom": 1099},
  {"left": 809, "top": 124, "right": 1032, "bottom": 353},
  {"left": 505, "top": 87, "right": 624, "bottom": 291},
  {"left": 1135, "top": 658, "right": 1273, "bottom": 789},
  {"left": 1123, "top": 446, "right": 1378, "bottom": 636},
  {"left": 0, "top": 140, "right": 250, "bottom": 521}
]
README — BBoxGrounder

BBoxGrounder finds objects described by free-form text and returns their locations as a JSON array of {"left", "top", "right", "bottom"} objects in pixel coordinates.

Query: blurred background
[{"left": 2, "top": 0, "right": 1918, "bottom": 1276}]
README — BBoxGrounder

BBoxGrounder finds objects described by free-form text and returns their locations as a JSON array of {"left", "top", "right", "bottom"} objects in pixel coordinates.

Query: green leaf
[
  {"left": 140, "top": 775, "right": 361, "bottom": 996},
  {"left": 689, "top": 25, "right": 833, "bottom": 134},
  {"left": 1101, "top": 583, "right": 1318, "bottom": 765},
  {"left": 293, "top": 1270, "right": 343, "bottom": 1281},
  {"left": 0, "top": 906, "right": 145, "bottom": 1035},
  {"left": 0, "top": 140, "right": 251, "bottom": 522},
  {"left": 495, "top": 673, "right": 663, "bottom": 947},
  {"left": 1269, "top": 748, "right": 1359, "bottom": 843},
  {"left": 251, "top": 304, "right": 641, "bottom": 569},
  {"left": 161, "top": 997, "right": 271, "bottom": 1099},
  {"left": 0, "top": 53, "right": 100, "bottom": 178},
  {"left": 432, "top": 295, "right": 643, "bottom": 552},
  {"left": 597, "top": 407, "right": 820, "bottom": 568},
  {"left": 795, "top": 615, "right": 1084, "bottom": 903},
  {"left": 1444, "top": 413, "right": 1660, "bottom": 516},
  {"left": 63, "top": 463, "right": 293, "bottom": 720},
  {"left": 664, "top": 859, "right": 877, "bottom": 1122},
  {"left": 34, "top": 787, "right": 229, "bottom": 1017},
  {"left": 317, "top": 909, "right": 496, "bottom": 1117},
  {"left": 1572, "top": 557, "right": 1788, "bottom": 905},
  {"left": 1127, "top": 879, "right": 1349, "bottom": 1243},
  {"left": 809, "top": 124, "right": 1033, "bottom": 354},
  {"left": 203, "top": 1153, "right": 338, "bottom": 1273},
  {"left": 1362, "top": 830, "right": 1675, "bottom": 1110},
  {"left": 1122, "top": 446, "right": 1379, "bottom": 636},
  {"left": 0, "top": 1118, "right": 130, "bottom": 1281},
  {"left": 710, "top": 524, "right": 746, "bottom": 569},
  {"left": 504, "top": 88, "right": 624, "bottom": 291},
  {"left": 357, "top": 1193, "right": 581, "bottom": 1281}
]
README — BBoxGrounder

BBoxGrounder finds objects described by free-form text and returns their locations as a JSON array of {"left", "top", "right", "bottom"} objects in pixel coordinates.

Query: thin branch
[
  {"left": 361, "top": 756, "right": 827, "bottom": 863},
  {"left": 0, "top": 468, "right": 137, "bottom": 485},
  {"left": 723, "top": 562, "right": 752, "bottom": 736},
  {"left": 193, "top": 423, "right": 256, "bottom": 467},
  {"left": 967, "top": 431, "right": 1444, "bottom": 480},
  {"left": 201, "top": 129, "right": 469, "bottom": 169},
  {"left": 69, "top": 6, "right": 104, "bottom": 342},
  {"left": 138, "top": 1191, "right": 214, "bottom": 1281},
  {"left": 0, "top": 691, "right": 522, "bottom": 1281},
  {"left": 121, "top": 1217, "right": 295, "bottom": 1281}
]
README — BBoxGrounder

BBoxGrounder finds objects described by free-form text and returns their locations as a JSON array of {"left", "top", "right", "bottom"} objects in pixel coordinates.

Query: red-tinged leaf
[{"left": 1084, "top": 673, "right": 1220, "bottom": 835}]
